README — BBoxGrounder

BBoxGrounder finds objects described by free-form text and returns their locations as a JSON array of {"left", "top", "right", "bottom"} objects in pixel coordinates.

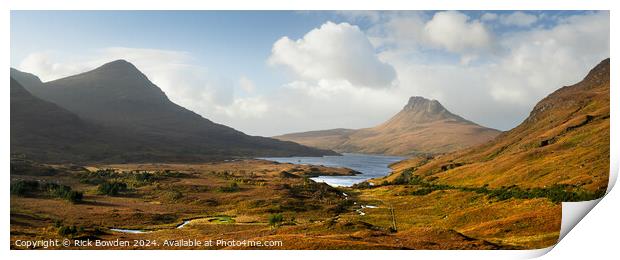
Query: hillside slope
[
  {"left": 11, "top": 78, "right": 111, "bottom": 162},
  {"left": 382, "top": 58, "right": 610, "bottom": 193},
  {"left": 276, "top": 96, "right": 500, "bottom": 155},
  {"left": 10, "top": 61, "right": 337, "bottom": 162}
]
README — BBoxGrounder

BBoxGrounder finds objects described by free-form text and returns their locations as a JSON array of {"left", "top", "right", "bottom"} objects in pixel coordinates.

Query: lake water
[{"left": 261, "top": 153, "right": 404, "bottom": 187}]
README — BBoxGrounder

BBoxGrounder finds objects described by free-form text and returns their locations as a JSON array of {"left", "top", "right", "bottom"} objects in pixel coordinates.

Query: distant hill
[
  {"left": 10, "top": 60, "right": 337, "bottom": 163},
  {"left": 384, "top": 58, "right": 610, "bottom": 193},
  {"left": 276, "top": 96, "right": 501, "bottom": 155}
]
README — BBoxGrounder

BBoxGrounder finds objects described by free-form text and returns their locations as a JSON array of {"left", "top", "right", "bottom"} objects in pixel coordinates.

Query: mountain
[
  {"left": 10, "top": 60, "right": 337, "bottom": 163},
  {"left": 11, "top": 77, "right": 90, "bottom": 148},
  {"left": 275, "top": 96, "right": 501, "bottom": 155},
  {"left": 11, "top": 77, "right": 108, "bottom": 161},
  {"left": 10, "top": 68, "right": 45, "bottom": 92},
  {"left": 384, "top": 58, "right": 610, "bottom": 193}
]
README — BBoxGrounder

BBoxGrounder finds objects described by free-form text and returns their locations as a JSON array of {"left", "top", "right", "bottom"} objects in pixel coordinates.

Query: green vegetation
[
  {"left": 409, "top": 188, "right": 434, "bottom": 196},
  {"left": 288, "top": 178, "right": 341, "bottom": 200},
  {"left": 209, "top": 216, "right": 235, "bottom": 224},
  {"left": 53, "top": 220, "right": 86, "bottom": 237},
  {"left": 268, "top": 213, "right": 283, "bottom": 228},
  {"left": 58, "top": 225, "right": 79, "bottom": 237},
  {"left": 97, "top": 181, "right": 128, "bottom": 196},
  {"left": 10, "top": 180, "right": 39, "bottom": 196},
  {"left": 10, "top": 159, "right": 566, "bottom": 249},
  {"left": 10, "top": 180, "right": 83, "bottom": 203},
  {"left": 80, "top": 168, "right": 187, "bottom": 187},
  {"left": 351, "top": 181, "right": 373, "bottom": 189},
  {"left": 466, "top": 184, "right": 605, "bottom": 203},
  {"left": 383, "top": 168, "right": 604, "bottom": 203}
]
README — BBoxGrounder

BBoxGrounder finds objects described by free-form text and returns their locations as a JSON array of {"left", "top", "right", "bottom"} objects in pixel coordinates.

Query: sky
[{"left": 10, "top": 11, "right": 610, "bottom": 136}]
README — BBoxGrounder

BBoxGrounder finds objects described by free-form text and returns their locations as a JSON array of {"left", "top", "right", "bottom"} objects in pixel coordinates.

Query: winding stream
[{"left": 110, "top": 219, "right": 198, "bottom": 234}]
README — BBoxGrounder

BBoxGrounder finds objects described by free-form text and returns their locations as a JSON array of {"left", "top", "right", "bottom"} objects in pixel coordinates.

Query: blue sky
[
  {"left": 12, "top": 11, "right": 327, "bottom": 89},
  {"left": 10, "top": 11, "right": 587, "bottom": 90},
  {"left": 10, "top": 11, "right": 609, "bottom": 136}
]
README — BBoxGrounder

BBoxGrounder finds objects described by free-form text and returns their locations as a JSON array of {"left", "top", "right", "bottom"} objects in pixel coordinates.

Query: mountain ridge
[
  {"left": 275, "top": 96, "right": 501, "bottom": 155},
  {"left": 10, "top": 60, "right": 338, "bottom": 162},
  {"left": 397, "top": 96, "right": 467, "bottom": 123},
  {"left": 382, "top": 58, "right": 610, "bottom": 193}
]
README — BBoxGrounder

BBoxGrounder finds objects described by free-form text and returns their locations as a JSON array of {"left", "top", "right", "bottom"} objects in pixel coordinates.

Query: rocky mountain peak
[{"left": 403, "top": 96, "right": 447, "bottom": 115}]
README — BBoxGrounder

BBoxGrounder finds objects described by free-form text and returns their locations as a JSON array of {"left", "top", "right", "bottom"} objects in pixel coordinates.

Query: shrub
[
  {"left": 268, "top": 213, "right": 284, "bottom": 228},
  {"left": 391, "top": 171, "right": 603, "bottom": 203},
  {"left": 58, "top": 225, "right": 78, "bottom": 237},
  {"left": 65, "top": 191, "right": 83, "bottom": 203},
  {"left": 352, "top": 181, "right": 372, "bottom": 189},
  {"left": 134, "top": 171, "right": 154, "bottom": 183},
  {"left": 10, "top": 180, "right": 40, "bottom": 196},
  {"left": 43, "top": 183, "right": 83, "bottom": 203},
  {"left": 12, "top": 181, "right": 82, "bottom": 203},
  {"left": 163, "top": 190, "right": 183, "bottom": 202},
  {"left": 410, "top": 188, "right": 434, "bottom": 196},
  {"left": 46, "top": 183, "right": 71, "bottom": 197},
  {"left": 97, "top": 182, "right": 128, "bottom": 196}
]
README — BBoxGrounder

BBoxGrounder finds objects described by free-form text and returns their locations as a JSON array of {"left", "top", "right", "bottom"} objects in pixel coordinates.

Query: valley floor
[{"left": 10, "top": 159, "right": 559, "bottom": 250}]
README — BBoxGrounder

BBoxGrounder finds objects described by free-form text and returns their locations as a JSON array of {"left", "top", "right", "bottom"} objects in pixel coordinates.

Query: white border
[{"left": 1, "top": 0, "right": 615, "bottom": 10}]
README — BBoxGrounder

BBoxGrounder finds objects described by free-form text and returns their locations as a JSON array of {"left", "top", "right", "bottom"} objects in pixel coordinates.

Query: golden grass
[{"left": 12, "top": 159, "right": 560, "bottom": 250}]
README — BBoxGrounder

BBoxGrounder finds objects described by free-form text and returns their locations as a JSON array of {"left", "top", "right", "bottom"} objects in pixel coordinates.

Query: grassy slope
[
  {"left": 275, "top": 97, "right": 500, "bottom": 156},
  {"left": 12, "top": 160, "right": 521, "bottom": 250},
  {"left": 354, "top": 186, "right": 560, "bottom": 249},
  {"left": 381, "top": 58, "right": 610, "bottom": 193},
  {"left": 274, "top": 128, "right": 356, "bottom": 152},
  {"left": 343, "top": 120, "right": 500, "bottom": 155},
  {"left": 10, "top": 59, "right": 608, "bottom": 250}
]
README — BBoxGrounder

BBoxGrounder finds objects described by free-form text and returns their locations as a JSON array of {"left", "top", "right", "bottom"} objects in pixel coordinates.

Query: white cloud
[
  {"left": 260, "top": 11, "right": 609, "bottom": 134},
  {"left": 499, "top": 11, "right": 538, "bottom": 27},
  {"left": 216, "top": 96, "right": 269, "bottom": 119},
  {"left": 238, "top": 76, "right": 256, "bottom": 93},
  {"left": 487, "top": 11, "right": 609, "bottom": 103},
  {"left": 268, "top": 21, "right": 396, "bottom": 88},
  {"left": 17, "top": 47, "right": 270, "bottom": 125},
  {"left": 368, "top": 11, "right": 493, "bottom": 64},
  {"left": 423, "top": 11, "right": 492, "bottom": 53},
  {"left": 19, "top": 52, "right": 93, "bottom": 81},
  {"left": 15, "top": 11, "right": 610, "bottom": 136},
  {"left": 364, "top": 11, "right": 609, "bottom": 130}
]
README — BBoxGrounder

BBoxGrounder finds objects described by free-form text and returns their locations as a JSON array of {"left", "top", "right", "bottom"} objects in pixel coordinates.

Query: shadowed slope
[
  {"left": 11, "top": 61, "right": 337, "bottom": 162},
  {"left": 10, "top": 78, "right": 108, "bottom": 161}
]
